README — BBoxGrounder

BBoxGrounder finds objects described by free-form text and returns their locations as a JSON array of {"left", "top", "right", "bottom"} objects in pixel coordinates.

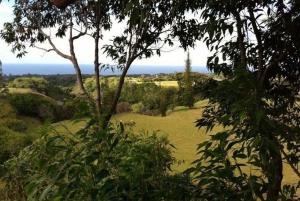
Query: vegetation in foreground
[{"left": 1, "top": 0, "right": 300, "bottom": 200}]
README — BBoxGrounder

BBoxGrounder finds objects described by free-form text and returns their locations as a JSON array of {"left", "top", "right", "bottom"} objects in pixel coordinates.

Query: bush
[
  {"left": 116, "top": 102, "right": 132, "bottom": 114},
  {"left": 9, "top": 93, "right": 57, "bottom": 120},
  {"left": 53, "top": 99, "right": 77, "bottom": 121},
  {"left": 0, "top": 127, "right": 32, "bottom": 164},
  {"left": 132, "top": 102, "right": 144, "bottom": 113},
  {"left": 138, "top": 107, "right": 160, "bottom": 116},
  {"left": 0, "top": 118, "right": 28, "bottom": 133},
  {"left": 0, "top": 101, "right": 17, "bottom": 119},
  {"left": 1, "top": 120, "right": 192, "bottom": 200},
  {"left": 38, "top": 104, "right": 54, "bottom": 121}
]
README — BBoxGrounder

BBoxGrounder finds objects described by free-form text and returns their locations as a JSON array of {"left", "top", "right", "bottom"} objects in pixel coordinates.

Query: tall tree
[
  {"left": 174, "top": 0, "right": 300, "bottom": 200},
  {"left": 182, "top": 51, "right": 194, "bottom": 108}
]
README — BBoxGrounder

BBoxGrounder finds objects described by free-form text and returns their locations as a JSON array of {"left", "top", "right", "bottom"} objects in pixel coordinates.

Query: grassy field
[
  {"left": 126, "top": 78, "right": 179, "bottom": 87},
  {"left": 52, "top": 100, "right": 299, "bottom": 187},
  {"left": 7, "top": 88, "right": 32, "bottom": 94},
  {"left": 1, "top": 99, "right": 298, "bottom": 196}
]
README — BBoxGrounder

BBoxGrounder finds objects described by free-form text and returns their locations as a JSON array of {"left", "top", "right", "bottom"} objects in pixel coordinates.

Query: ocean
[{"left": 2, "top": 63, "right": 210, "bottom": 75}]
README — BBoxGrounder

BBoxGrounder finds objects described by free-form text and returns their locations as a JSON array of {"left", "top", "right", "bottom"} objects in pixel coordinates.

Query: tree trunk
[
  {"left": 266, "top": 149, "right": 283, "bottom": 201},
  {"left": 72, "top": 60, "right": 86, "bottom": 95}
]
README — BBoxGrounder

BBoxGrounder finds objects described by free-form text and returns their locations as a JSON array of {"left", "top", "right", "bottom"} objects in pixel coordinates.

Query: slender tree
[{"left": 182, "top": 51, "right": 194, "bottom": 108}]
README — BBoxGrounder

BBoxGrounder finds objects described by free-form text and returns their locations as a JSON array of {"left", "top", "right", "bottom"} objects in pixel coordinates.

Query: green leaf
[
  {"left": 39, "top": 185, "right": 53, "bottom": 201},
  {"left": 25, "top": 182, "right": 38, "bottom": 196},
  {"left": 124, "top": 2, "right": 132, "bottom": 14},
  {"left": 130, "top": 8, "right": 140, "bottom": 25},
  {"left": 222, "top": 53, "right": 226, "bottom": 61},
  {"left": 214, "top": 56, "right": 219, "bottom": 65},
  {"left": 239, "top": 110, "right": 246, "bottom": 122}
]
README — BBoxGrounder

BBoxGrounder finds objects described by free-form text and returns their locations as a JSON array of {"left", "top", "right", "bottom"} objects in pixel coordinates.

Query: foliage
[
  {"left": 8, "top": 77, "right": 50, "bottom": 95},
  {"left": 175, "top": 72, "right": 212, "bottom": 104},
  {"left": 9, "top": 93, "right": 57, "bottom": 120},
  {"left": 0, "top": 118, "right": 28, "bottom": 133},
  {"left": 0, "top": 100, "right": 17, "bottom": 119},
  {"left": 158, "top": 87, "right": 178, "bottom": 116},
  {"left": 53, "top": 98, "right": 78, "bottom": 121},
  {"left": 44, "top": 74, "right": 92, "bottom": 87},
  {"left": 116, "top": 102, "right": 132, "bottom": 114},
  {"left": 176, "top": 0, "right": 300, "bottom": 200},
  {"left": 0, "top": 126, "right": 32, "bottom": 165},
  {"left": 1, "top": 117, "right": 192, "bottom": 200},
  {"left": 182, "top": 51, "right": 194, "bottom": 108},
  {"left": 131, "top": 102, "right": 144, "bottom": 113}
]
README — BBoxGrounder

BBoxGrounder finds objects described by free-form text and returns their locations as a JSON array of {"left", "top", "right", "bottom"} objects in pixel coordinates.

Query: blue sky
[{"left": 0, "top": 1, "right": 210, "bottom": 66}]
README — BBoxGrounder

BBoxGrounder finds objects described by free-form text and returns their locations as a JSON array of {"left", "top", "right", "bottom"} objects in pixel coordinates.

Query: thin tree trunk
[
  {"left": 266, "top": 149, "right": 283, "bottom": 201},
  {"left": 72, "top": 60, "right": 86, "bottom": 95},
  {"left": 94, "top": 0, "right": 102, "bottom": 124}
]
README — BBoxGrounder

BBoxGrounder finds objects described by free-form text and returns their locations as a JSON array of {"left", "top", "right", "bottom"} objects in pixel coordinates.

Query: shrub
[
  {"left": 53, "top": 98, "right": 77, "bottom": 121},
  {"left": 138, "top": 107, "right": 160, "bottom": 116},
  {"left": 0, "top": 127, "right": 32, "bottom": 164},
  {"left": 9, "top": 93, "right": 57, "bottom": 119},
  {"left": 0, "top": 118, "right": 28, "bottom": 133},
  {"left": 132, "top": 102, "right": 144, "bottom": 113},
  {"left": 2, "top": 120, "right": 192, "bottom": 200},
  {"left": 116, "top": 102, "right": 132, "bottom": 114},
  {"left": 0, "top": 101, "right": 17, "bottom": 119}
]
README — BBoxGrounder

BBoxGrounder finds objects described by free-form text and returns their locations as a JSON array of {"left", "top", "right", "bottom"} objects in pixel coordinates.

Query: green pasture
[
  {"left": 50, "top": 100, "right": 298, "bottom": 186},
  {"left": 154, "top": 81, "right": 178, "bottom": 87},
  {"left": 125, "top": 78, "right": 179, "bottom": 87}
]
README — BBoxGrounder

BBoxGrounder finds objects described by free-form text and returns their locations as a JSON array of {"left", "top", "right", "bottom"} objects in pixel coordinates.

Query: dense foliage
[
  {"left": 2, "top": 118, "right": 191, "bottom": 200},
  {"left": 182, "top": 51, "right": 194, "bottom": 108},
  {"left": 8, "top": 77, "right": 50, "bottom": 94},
  {"left": 175, "top": 0, "right": 300, "bottom": 200}
]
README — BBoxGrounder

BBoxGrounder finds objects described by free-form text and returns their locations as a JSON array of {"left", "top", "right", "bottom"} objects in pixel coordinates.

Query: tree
[
  {"left": 0, "top": 60, "right": 4, "bottom": 87},
  {"left": 1, "top": 0, "right": 181, "bottom": 129},
  {"left": 182, "top": 51, "right": 194, "bottom": 108},
  {"left": 176, "top": 0, "right": 300, "bottom": 200}
]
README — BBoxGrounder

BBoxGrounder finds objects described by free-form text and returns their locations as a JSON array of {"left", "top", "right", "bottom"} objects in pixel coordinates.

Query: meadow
[{"left": 51, "top": 100, "right": 298, "bottom": 187}]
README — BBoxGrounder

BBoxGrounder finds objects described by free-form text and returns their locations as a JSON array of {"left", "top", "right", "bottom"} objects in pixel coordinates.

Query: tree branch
[
  {"left": 247, "top": 2, "right": 263, "bottom": 80},
  {"left": 282, "top": 149, "right": 300, "bottom": 178},
  {"left": 38, "top": 26, "right": 72, "bottom": 60},
  {"left": 235, "top": 13, "right": 247, "bottom": 67}
]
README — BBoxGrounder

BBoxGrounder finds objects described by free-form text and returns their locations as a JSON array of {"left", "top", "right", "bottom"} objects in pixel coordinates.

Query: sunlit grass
[
  {"left": 3, "top": 99, "right": 298, "bottom": 193},
  {"left": 8, "top": 88, "right": 32, "bottom": 94}
]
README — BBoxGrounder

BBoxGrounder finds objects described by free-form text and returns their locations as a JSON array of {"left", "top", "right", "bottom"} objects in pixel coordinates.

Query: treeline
[
  {"left": 5, "top": 74, "right": 92, "bottom": 87},
  {"left": 81, "top": 72, "right": 215, "bottom": 116}
]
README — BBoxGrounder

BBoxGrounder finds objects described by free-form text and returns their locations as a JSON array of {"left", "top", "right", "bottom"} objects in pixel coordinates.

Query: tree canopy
[{"left": 184, "top": 0, "right": 300, "bottom": 200}]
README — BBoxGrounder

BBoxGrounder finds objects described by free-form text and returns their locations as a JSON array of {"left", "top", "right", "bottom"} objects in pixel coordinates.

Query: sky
[{"left": 0, "top": 1, "right": 211, "bottom": 67}]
